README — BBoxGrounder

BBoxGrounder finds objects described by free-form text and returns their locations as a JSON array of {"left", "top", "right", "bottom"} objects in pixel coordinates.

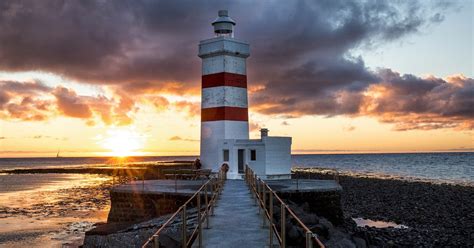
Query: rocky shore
[{"left": 293, "top": 168, "right": 474, "bottom": 247}]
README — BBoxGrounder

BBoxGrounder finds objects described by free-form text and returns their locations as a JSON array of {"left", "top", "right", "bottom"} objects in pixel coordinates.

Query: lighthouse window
[
  {"left": 250, "top": 150, "right": 257, "bottom": 161},
  {"left": 223, "top": 149, "right": 229, "bottom": 162}
]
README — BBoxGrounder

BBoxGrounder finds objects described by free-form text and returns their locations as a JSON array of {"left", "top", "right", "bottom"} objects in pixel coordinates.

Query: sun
[{"left": 100, "top": 128, "right": 144, "bottom": 157}]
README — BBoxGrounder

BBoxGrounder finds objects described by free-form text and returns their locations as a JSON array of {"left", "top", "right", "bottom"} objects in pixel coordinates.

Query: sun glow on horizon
[{"left": 99, "top": 128, "right": 145, "bottom": 157}]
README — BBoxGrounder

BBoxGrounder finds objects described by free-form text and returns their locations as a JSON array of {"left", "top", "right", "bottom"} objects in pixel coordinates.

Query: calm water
[
  {"left": 0, "top": 153, "right": 472, "bottom": 185},
  {"left": 292, "top": 153, "right": 473, "bottom": 185}
]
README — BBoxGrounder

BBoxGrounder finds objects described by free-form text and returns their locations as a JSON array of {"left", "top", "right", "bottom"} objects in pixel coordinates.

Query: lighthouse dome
[{"left": 212, "top": 10, "right": 236, "bottom": 37}]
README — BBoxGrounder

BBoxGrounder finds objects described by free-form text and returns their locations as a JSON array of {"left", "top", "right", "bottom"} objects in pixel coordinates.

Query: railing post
[
  {"left": 153, "top": 235, "right": 160, "bottom": 248},
  {"left": 281, "top": 205, "right": 286, "bottom": 248},
  {"left": 174, "top": 174, "right": 177, "bottom": 192},
  {"left": 211, "top": 181, "right": 215, "bottom": 216},
  {"left": 205, "top": 183, "right": 209, "bottom": 229},
  {"left": 262, "top": 185, "right": 266, "bottom": 227},
  {"left": 257, "top": 180, "right": 261, "bottom": 214},
  {"left": 198, "top": 193, "right": 202, "bottom": 248},
  {"left": 306, "top": 231, "right": 313, "bottom": 248},
  {"left": 182, "top": 206, "right": 187, "bottom": 248},
  {"left": 269, "top": 192, "right": 273, "bottom": 248}
]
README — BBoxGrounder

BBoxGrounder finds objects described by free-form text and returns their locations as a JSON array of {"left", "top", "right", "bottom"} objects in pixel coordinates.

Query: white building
[{"left": 199, "top": 10, "right": 292, "bottom": 179}]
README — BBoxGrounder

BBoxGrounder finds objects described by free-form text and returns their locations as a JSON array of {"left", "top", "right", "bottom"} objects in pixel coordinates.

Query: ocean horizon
[{"left": 1, "top": 152, "right": 472, "bottom": 186}]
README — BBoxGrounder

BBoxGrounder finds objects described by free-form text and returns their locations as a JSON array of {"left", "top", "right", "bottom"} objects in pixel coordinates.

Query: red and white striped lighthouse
[{"left": 198, "top": 10, "right": 250, "bottom": 171}]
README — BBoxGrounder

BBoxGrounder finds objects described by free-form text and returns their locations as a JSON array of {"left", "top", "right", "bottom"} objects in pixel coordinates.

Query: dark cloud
[
  {"left": 361, "top": 72, "right": 474, "bottom": 130},
  {"left": 0, "top": 0, "right": 470, "bottom": 131},
  {"left": 0, "top": 1, "right": 446, "bottom": 84}
]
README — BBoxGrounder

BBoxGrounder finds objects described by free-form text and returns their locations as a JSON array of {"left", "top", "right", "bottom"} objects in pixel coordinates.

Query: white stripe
[
  {"left": 202, "top": 86, "right": 248, "bottom": 108},
  {"left": 200, "top": 120, "right": 249, "bottom": 171},
  {"left": 199, "top": 37, "right": 250, "bottom": 58},
  {"left": 202, "top": 55, "right": 246, "bottom": 75}
]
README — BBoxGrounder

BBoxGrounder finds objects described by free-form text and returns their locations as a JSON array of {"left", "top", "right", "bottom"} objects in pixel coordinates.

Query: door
[{"left": 238, "top": 149, "right": 245, "bottom": 173}]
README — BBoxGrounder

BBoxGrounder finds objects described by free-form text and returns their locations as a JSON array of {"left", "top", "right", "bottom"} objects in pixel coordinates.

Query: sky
[{"left": 0, "top": 0, "right": 473, "bottom": 157}]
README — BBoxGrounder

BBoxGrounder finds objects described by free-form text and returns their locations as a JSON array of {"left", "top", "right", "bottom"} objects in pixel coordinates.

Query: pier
[
  {"left": 138, "top": 166, "right": 341, "bottom": 247},
  {"left": 195, "top": 180, "right": 271, "bottom": 247}
]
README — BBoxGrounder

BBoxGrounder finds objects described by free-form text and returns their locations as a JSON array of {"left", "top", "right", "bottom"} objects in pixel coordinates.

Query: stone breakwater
[
  {"left": 293, "top": 169, "right": 474, "bottom": 247},
  {"left": 83, "top": 209, "right": 199, "bottom": 247}
]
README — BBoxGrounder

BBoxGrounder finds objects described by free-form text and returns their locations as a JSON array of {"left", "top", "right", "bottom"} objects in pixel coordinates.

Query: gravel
[{"left": 293, "top": 169, "right": 474, "bottom": 247}]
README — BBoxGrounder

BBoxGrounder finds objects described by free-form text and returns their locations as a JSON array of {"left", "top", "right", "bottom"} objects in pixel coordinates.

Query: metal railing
[
  {"left": 244, "top": 165, "right": 325, "bottom": 248},
  {"left": 142, "top": 172, "right": 225, "bottom": 248}
]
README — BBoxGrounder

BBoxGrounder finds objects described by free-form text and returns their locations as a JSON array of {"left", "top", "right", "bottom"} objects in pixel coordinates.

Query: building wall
[
  {"left": 201, "top": 121, "right": 249, "bottom": 172},
  {"left": 199, "top": 37, "right": 250, "bottom": 57},
  {"left": 217, "top": 137, "right": 293, "bottom": 179},
  {"left": 107, "top": 191, "right": 191, "bottom": 223},
  {"left": 202, "top": 86, "right": 248, "bottom": 109},
  {"left": 245, "top": 145, "right": 266, "bottom": 176},
  {"left": 202, "top": 55, "right": 246, "bottom": 75},
  {"left": 264, "top": 137, "right": 292, "bottom": 176}
]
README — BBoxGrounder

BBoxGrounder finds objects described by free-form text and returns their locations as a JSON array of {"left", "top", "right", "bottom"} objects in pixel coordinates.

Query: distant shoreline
[{"left": 1, "top": 150, "right": 473, "bottom": 159}]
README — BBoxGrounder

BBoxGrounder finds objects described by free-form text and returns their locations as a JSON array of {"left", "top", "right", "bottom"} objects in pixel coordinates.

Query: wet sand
[{"left": 0, "top": 173, "right": 113, "bottom": 247}]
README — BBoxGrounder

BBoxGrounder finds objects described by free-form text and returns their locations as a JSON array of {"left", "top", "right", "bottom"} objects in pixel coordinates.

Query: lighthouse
[
  {"left": 198, "top": 10, "right": 250, "bottom": 172},
  {"left": 199, "top": 11, "right": 292, "bottom": 179}
]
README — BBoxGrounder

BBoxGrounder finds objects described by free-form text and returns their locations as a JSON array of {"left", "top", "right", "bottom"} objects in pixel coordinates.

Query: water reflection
[{"left": 353, "top": 217, "right": 408, "bottom": 229}]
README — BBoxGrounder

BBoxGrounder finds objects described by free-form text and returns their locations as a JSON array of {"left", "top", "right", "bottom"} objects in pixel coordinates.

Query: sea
[
  {"left": 0, "top": 152, "right": 472, "bottom": 185},
  {"left": 0, "top": 152, "right": 472, "bottom": 247}
]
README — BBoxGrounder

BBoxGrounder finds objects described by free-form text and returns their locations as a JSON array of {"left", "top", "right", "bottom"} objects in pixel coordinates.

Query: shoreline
[
  {"left": 293, "top": 169, "right": 474, "bottom": 247},
  {"left": 293, "top": 167, "right": 474, "bottom": 187},
  {"left": 0, "top": 173, "right": 113, "bottom": 247},
  {"left": 1, "top": 164, "right": 473, "bottom": 247}
]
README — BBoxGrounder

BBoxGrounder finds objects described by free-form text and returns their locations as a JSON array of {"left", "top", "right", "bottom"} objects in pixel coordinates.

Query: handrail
[
  {"left": 142, "top": 171, "right": 225, "bottom": 248},
  {"left": 244, "top": 165, "right": 325, "bottom": 248}
]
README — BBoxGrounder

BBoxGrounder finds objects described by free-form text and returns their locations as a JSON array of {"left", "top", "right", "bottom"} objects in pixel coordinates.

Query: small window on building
[
  {"left": 250, "top": 149, "right": 257, "bottom": 161},
  {"left": 223, "top": 149, "right": 229, "bottom": 162}
]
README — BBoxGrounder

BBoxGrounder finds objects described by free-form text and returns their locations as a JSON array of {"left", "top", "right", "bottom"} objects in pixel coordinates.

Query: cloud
[
  {"left": 0, "top": 81, "right": 136, "bottom": 125},
  {"left": 1, "top": 1, "right": 470, "bottom": 131},
  {"left": 0, "top": 1, "right": 448, "bottom": 85},
  {"left": 360, "top": 71, "right": 474, "bottom": 130},
  {"left": 173, "top": 101, "right": 200, "bottom": 118},
  {"left": 0, "top": 80, "right": 53, "bottom": 121},
  {"left": 343, "top": 125, "right": 356, "bottom": 132},
  {"left": 53, "top": 87, "right": 93, "bottom": 118},
  {"left": 169, "top": 136, "right": 198, "bottom": 142},
  {"left": 249, "top": 122, "right": 261, "bottom": 132}
]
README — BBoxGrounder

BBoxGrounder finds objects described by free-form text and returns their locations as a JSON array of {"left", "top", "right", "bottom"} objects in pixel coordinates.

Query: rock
[
  {"left": 303, "top": 213, "right": 320, "bottom": 225},
  {"left": 320, "top": 218, "right": 334, "bottom": 231},
  {"left": 352, "top": 237, "right": 367, "bottom": 248},
  {"left": 326, "top": 237, "right": 356, "bottom": 248},
  {"left": 311, "top": 224, "right": 329, "bottom": 239},
  {"left": 287, "top": 224, "right": 301, "bottom": 240}
]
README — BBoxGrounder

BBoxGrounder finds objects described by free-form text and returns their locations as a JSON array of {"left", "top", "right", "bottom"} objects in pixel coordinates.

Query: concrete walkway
[{"left": 195, "top": 180, "right": 270, "bottom": 248}]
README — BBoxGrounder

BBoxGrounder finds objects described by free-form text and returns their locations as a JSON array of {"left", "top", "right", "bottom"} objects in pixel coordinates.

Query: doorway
[{"left": 238, "top": 149, "right": 245, "bottom": 173}]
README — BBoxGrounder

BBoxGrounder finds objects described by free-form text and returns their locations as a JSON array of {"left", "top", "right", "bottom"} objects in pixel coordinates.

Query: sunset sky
[{"left": 0, "top": 0, "right": 473, "bottom": 157}]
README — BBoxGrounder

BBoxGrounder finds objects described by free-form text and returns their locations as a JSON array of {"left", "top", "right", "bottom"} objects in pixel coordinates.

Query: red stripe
[
  {"left": 201, "top": 107, "right": 248, "bottom": 122},
  {"left": 202, "top": 72, "right": 247, "bottom": 88}
]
